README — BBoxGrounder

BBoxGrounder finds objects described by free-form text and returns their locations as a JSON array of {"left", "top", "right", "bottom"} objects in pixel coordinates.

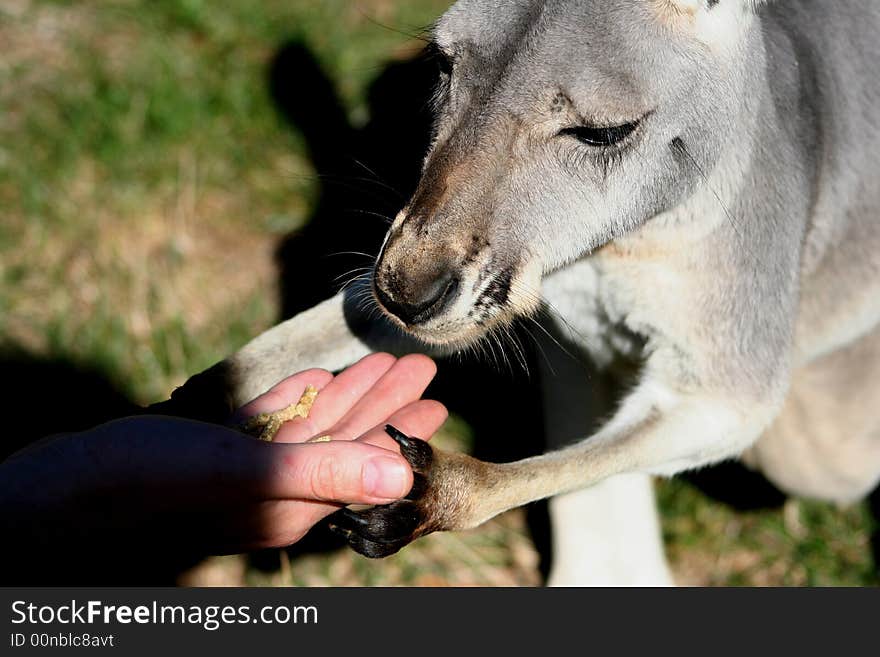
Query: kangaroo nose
[{"left": 376, "top": 272, "right": 459, "bottom": 326}]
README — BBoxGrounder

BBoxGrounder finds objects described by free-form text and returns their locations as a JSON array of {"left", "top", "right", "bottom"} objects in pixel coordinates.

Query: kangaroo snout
[
  {"left": 374, "top": 265, "right": 460, "bottom": 327},
  {"left": 373, "top": 217, "right": 467, "bottom": 327},
  {"left": 372, "top": 212, "right": 541, "bottom": 347}
]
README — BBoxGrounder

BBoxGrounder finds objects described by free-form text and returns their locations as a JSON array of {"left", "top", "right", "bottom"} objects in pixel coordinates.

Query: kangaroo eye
[
  {"left": 428, "top": 42, "right": 455, "bottom": 77},
  {"left": 559, "top": 121, "right": 639, "bottom": 146}
]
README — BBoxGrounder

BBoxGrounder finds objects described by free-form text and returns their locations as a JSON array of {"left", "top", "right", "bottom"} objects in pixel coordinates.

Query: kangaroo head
[{"left": 373, "top": 0, "right": 766, "bottom": 346}]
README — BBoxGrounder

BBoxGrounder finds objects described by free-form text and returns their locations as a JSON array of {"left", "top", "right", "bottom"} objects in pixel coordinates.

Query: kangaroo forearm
[
  {"left": 459, "top": 392, "right": 777, "bottom": 529},
  {"left": 324, "top": 390, "right": 774, "bottom": 558}
]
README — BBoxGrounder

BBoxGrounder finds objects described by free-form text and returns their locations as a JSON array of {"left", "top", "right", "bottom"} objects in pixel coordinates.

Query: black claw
[
  {"left": 385, "top": 424, "right": 433, "bottom": 471},
  {"left": 385, "top": 424, "right": 413, "bottom": 449},
  {"left": 339, "top": 507, "right": 370, "bottom": 528}
]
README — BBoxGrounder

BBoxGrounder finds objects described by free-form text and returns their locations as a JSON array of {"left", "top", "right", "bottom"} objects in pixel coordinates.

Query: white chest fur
[{"left": 540, "top": 238, "right": 700, "bottom": 375}]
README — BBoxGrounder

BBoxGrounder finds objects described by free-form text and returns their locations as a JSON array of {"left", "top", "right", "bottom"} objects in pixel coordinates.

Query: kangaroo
[{"left": 162, "top": 0, "right": 880, "bottom": 585}]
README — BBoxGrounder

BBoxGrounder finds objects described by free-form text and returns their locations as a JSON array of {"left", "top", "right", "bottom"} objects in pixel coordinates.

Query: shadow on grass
[
  {"left": 682, "top": 462, "right": 787, "bottom": 512},
  {"left": 870, "top": 488, "right": 880, "bottom": 577},
  {"left": 0, "top": 352, "right": 139, "bottom": 464}
]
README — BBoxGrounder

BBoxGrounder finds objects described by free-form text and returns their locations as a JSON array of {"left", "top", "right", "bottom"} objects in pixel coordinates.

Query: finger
[
  {"left": 356, "top": 399, "right": 448, "bottom": 451},
  {"left": 251, "top": 440, "right": 413, "bottom": 505},
  {"left": 232, "top": 368, "right": 334, "bottom": 423},
  {"left": 89, "top": 417, "right": 410, "bottom": 508},
  {"left": 273, "top": 353, "right": 397, "bottom": 443},
  {"left": 320, "top": 354, "right": 438, "bottom": 441}
]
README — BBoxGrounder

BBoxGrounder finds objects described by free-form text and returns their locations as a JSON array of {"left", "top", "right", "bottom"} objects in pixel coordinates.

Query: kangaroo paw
[{"left": 325, "top": 424, "right": 487, "bottom": 558}]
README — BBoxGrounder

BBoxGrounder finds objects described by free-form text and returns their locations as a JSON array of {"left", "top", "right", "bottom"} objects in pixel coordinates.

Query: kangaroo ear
[
  {"left": 654, "top": 0, "right": 765, "bottom": 16},
  {"left": 651, "top": 1, "right": 764, "bottom": 47}
]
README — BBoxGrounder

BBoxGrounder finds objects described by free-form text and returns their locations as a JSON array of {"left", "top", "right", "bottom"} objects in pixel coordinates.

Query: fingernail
[{"left": 363, "top": 456, "right": 410, "bottom": 500}]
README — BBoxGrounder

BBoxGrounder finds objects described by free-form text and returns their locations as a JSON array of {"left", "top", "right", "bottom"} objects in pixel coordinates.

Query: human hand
[
  {"left": 0, "top": 354, "right": 446, "bottom": 555},
  {"left": 231, "top": 352, "right": 448, "bottom": 548}
]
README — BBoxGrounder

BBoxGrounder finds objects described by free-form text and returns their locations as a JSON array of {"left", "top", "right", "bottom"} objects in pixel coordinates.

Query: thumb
[{"left": 263, "top": 441, "right": 414, "bottom": 505}]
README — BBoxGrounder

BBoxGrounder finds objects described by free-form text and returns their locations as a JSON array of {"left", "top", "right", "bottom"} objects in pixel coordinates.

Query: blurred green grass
[{"left": 1, "top": 0, "right": 876, "bottom": 586}]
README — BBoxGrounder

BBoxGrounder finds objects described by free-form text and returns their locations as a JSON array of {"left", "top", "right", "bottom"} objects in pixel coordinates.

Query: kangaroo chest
[{"left": 541, "top": 249, "right": 699, "bottom": 372}]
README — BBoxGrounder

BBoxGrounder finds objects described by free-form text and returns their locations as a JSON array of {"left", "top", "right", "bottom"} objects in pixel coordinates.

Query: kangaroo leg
[
  {"left": 537, "top": 324, "right": 672, "bottom": 586},
  {"left": 744, "top": 323, "right": 880, "bottom": 503},
  {"left": 546, "top": 476, "right": 672, "bottom": 586}
]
